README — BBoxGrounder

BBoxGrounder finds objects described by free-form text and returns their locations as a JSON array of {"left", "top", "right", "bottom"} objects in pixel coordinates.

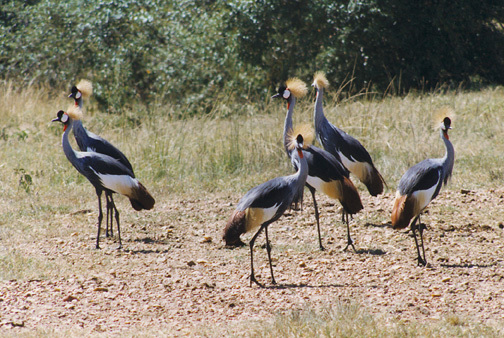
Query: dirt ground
[{"left": 1, "top": 188, "right": 504, "bottom": 335}]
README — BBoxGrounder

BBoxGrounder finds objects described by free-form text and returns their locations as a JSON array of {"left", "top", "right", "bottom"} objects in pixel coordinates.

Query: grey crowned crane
[
  {"left": 312, "top": 72, "right": 386, "bottom": 196},
  {"left": 272, "top": 78, "right": 363, "bottom": 251},
  {"left": 391, "top": 116, "right": 454, "bottom": 266},
  {"left": 223, "top": 134, "right": 308, "bottom": 287},
  {"left": 52, "top": 106, "right": 155, "bottom": 249},
  {"left": 68, "top": 80, "right": 133, "bottom": 238}
]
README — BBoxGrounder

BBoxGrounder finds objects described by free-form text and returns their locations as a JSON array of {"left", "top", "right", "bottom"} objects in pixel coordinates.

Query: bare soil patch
[{"left": 1, "top": 188, "right": 504, "bottom": 335}]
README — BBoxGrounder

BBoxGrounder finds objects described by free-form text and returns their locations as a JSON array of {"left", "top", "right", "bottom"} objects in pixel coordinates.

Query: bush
[{"left": 1, "top": 0, "right": 504, "bottom": 111}]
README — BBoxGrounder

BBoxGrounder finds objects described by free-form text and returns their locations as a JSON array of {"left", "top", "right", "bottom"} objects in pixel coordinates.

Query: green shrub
[{"left": 1, "top": 0, "right": 504, "bottom": 110}]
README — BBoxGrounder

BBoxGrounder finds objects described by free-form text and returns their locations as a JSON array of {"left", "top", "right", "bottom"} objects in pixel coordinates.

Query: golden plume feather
[
  {"left": 312, "top": 71, "right": 329, "bottom": 89},
  {"left": 433, "top": 106, "right": 455, "bottom": 130},
  {"left": 285, "top": 78, "right": 308, "bottom": 98},
  {"left": 286, "top": 123, "right": 315, "bottom": 151},
  {"left": 67, "top": 104, "right": 83, "bottom": 121},
  {"left": 76, "top": 79, "right": 93, "bottom": 99}
]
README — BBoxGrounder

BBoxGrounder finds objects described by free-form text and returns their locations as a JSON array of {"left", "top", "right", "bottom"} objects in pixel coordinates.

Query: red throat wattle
[
  {"left": 443, "top": 131, "right": 449, "bottom": 140},
  {"left": 297, "top": 149, "right": 303, "bottom": 159},
  {"left": 63, "top": 125, "right": 68, "bottom": 132}
]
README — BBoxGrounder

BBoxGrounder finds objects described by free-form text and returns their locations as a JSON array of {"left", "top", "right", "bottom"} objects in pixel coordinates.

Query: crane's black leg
[
  {"left": 264, "top": 226, "right": 276, "bottom": 285},
  {"left": 418, "top": 214, "right": 427, "bottom": 265},
  {"left": 410, "top": 216, "right": 426, "bottom": 266},
  {"left": 105, "top": 193, "right": 113, "bottom": 237},
  {"left": 108, "top": 193, "right": 116, "bottom": 237},
  {"left": 249, "top": 224, "right": 266, "bottom": 287},
  {"left": 308, "top": 186, "right": 324, "bottom": 251},
  {"left": 109, "top": 195, "right": 121, "bottom": 249},
  {"left": 96, "top": 192, "right": 103, "bottom": 249},
  {"left": 342, "top": 212, "right": 356, "bottom": 252}
]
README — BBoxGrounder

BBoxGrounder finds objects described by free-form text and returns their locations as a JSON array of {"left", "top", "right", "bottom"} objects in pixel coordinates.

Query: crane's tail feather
[
  {"left": 391, "top": 193, "right": 415, "bottom": 229},
  {"left": 340, "top": 177, "right": 364, "bottom": 215},
  {"left": 129, "top": 182, "right": 155, "bottom": 211},
  {"left": 364, "top": 166, "right": 385, "bottom": 196},
  {"left": 223, "top": 210, "right": 247, "bottom": 247}
]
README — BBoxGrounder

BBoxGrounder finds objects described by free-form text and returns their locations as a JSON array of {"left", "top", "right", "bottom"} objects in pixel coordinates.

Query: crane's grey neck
[
  {"left": 73, "top": 119, "right": 84, "bottom": 133},
  {"left": 72, "top": 98, "right": 84, "bottom": 134},
  {"left": 441, "top": 129, "right": 455, "bottom": 184},
  {"left": 283, "top": 95, "right": 297, "bottom": 156},
  {"left": 62, "top": 119, "right": 78, "bottom": 163},
  {"left": 314, "top": 87, "right": 327, "bottom": 129},
  {"left": 292, "top": 149, "right": 308, "bottom": 188}
]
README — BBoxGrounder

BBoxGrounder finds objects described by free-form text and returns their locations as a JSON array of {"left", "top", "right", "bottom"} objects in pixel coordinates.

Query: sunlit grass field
[{"left": 1, "top": 81, "right": 504, "bottom": 336}]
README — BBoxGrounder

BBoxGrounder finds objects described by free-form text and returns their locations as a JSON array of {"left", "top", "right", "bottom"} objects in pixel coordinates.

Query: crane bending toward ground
[
  {"left": 69, "top": 80, "right": 134, "bottom": 238},
  {"left": 52, "top": 106, "right": 155, "bottom": 249},
  {"left": 272, "top": 78, "right": 363, "bottom": 251},
  {"left": 223, "top": 134, "right": 308, "bottom": 287},
  {"left": 391, "top": 116, "right": 454, "bottom": 266},
  {"left": 312, "top": 72, "right": 385, "bottom": 196}
]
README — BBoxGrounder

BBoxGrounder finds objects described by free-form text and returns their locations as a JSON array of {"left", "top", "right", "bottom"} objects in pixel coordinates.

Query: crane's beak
[
  {"left": 271, "top": 93, "right": 281, "bottom": 99},
  {"left": 51, "top": 117, "right": 67, "bottom": 131}
]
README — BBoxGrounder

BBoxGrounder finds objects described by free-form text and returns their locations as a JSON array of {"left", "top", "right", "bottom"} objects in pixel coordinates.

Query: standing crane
[
  {"left": 272, "top": 78, "right": 363, "bottom": 251},
  {"left": 312, "top": 72, "right": 385, "bottom": 196},
  {"left": 52, "top": 106, "right": 155, "bottom": 249},
  {"left": 391, "top": 117, "right": 454, "bottom": 266},
  {"left": 68, "top": 80, "right": 133, "bottom": 238},
  {"left": 223, "top": 134, "right": 308, "bottom": 287}
]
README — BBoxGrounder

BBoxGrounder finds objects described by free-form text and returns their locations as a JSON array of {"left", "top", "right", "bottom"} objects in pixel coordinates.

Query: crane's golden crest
[
  {"left": 286, "top": 123, "right": 314, "bottom": 150},
  {"left": 285, "top": 78, "right": 308, "bottom": 98},
  {"left": 433, "top": 107, "right": 455, "bottom": 130},
  {"left": 313, "top": 71, "right": 329, "bottom": 89},
  {"left": 67, "top": 104, "right": 83, "bottom": 121},
  {"left": 76, "top": 79, "right": 93, "bottom": 99}
]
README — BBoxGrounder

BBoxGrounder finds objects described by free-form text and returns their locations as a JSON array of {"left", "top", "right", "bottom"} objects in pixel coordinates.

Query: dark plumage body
[
  {"left": 313, "top": 76, "right": 385, "bottom": 196},
  {"left": 223, "top": 135, "right": 308, "bottom": 286},
  {"left": 273, "top": 84, "right": 363, "bottom": 251},
  {"left": 391, "top": 117, "right": 454, "bottom": 265},
  {"left": 69, "top": 84, "right": 134, "bottom": 237},
  {"left": 53, "top": 109, "right": 155, "bottom": 249}
]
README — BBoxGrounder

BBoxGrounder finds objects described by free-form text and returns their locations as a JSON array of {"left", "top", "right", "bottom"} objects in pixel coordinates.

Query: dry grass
[
  {"left": 1, "top": 81, "right": 504, "bottom": 335},
  {"left": 236, "top": 304, "right": 500, "bottom": 338}
]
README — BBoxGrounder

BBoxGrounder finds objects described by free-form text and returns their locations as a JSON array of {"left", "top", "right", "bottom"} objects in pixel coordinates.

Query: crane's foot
[
  {"left": 319, "top": 244, "right": 326, "bottom": 251},
  {"left": 343, "top": 243, "right": 357, "bottom": 252},
  {"left": 343, "top": 238, "right": 357, "bottom": 253},
  {"left": 271, "top": 277, "right": 277, "bottom": 285},
  {"left": 417, "top": 256, "right": 427, "bottom": 266},
  {"left": 250, "top": 275, "right": 264, "bottom": 288}
]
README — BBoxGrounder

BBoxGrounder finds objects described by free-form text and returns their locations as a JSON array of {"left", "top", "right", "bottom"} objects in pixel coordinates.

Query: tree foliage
[{"left": 1, "top": 0, "right": 503, "bottom": 111}]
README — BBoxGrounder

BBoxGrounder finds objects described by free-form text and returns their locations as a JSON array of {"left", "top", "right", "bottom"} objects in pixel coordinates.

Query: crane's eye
[
  {"left": 61, "top": 113, "right": 69, "bottom": 123},
  {"left": 283, "top": 89, "right": 291, "bottom": 99}
]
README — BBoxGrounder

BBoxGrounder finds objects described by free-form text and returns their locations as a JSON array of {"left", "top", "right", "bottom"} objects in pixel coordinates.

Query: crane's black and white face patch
[
  {"left": 296, "top": 134, "right": 304, "bottom": 148},
  {"left": 69, "top": 85, "right": 81, "bottom": 100},
  {"left": 52, "top": 110, "right": 69, "bottom": 124},
  {"left": 443, "top": 117, "right": 451, "bottom": 130},
  {"left": 60, "top": 113, "right": 69, "bottom": 123},
  {"left": 272, "top": 86, "right": 290, "bottom": 100}
]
